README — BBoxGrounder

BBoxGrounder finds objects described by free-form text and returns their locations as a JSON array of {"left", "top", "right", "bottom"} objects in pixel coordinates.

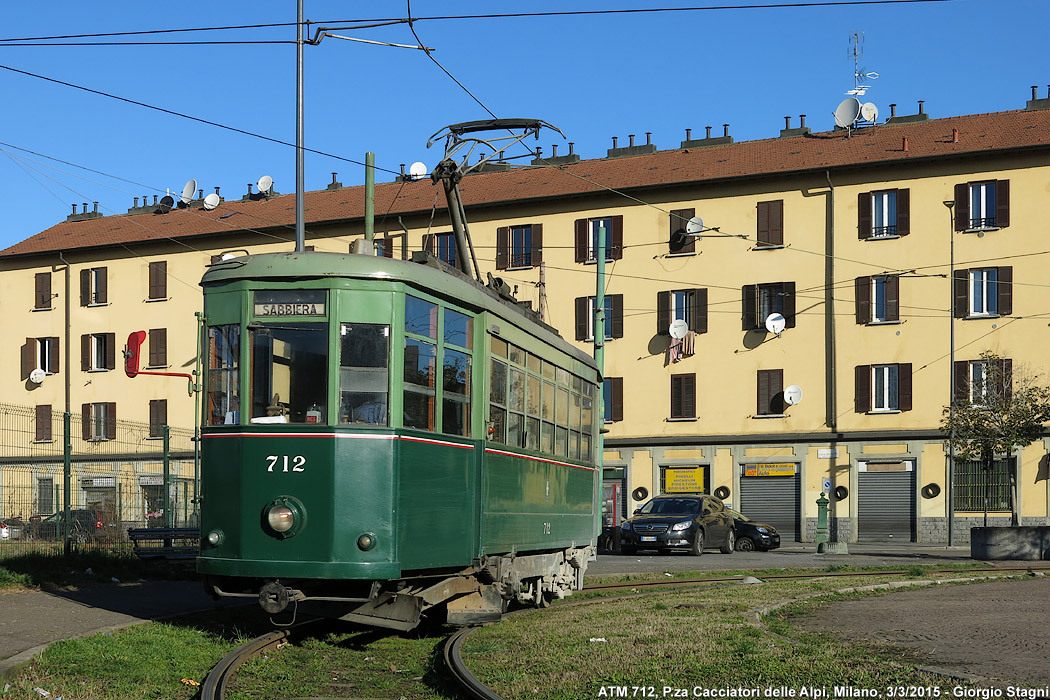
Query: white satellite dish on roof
[
  {"left": 180, "top": 179, "right": 197, "bottom": 205},
  {"left": 784, "top": 385, "right": 803, "bottom": 406},
  {"left": 860, "top": 102, "right": 879, "bottom": 123},
  {"left": 668, "top": 318, "right": 689, "bottom": 339},
  {"left": 257, "top": 175, "right": 273, "bottom": 194},
  {"left": 203, "top": 193, "right": 221, "bottom": 210},
  {"left": 834, "top": 97, "right": 862, "bottom": 128},
  {"left": 28, "top": 368, "right": 46, "bottom": 385},
  {"left": 409, "top": 162, "right": 428, "bottom": 180},
  {"left": 764, "top": 312, "right": 786, "bottom": 336}
]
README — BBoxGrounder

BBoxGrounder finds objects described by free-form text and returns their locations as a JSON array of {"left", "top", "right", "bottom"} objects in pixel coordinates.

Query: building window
[
  {"left": 669, "top": 208, "right": 696, "bottom": 254},
  {"left": 35, "top": 404, "right": 53, "bottom": 442},
  {"left": 496, "top": 224, "right": 543, "bottom": 269},
  {"left": 855, "top": 363, "right": 913, "bottom": 412},
  {"left": 953, "top": 267, "right": 1012, "bottom": 318},
  {"left": 81, "top": 333, "right": 116, "bottom": 372},
  {"left": 374, "top": 237, "right": 395, "bottom": 258},
  {"left": 656, "top": 289, "right": 708, "bottom": 335},
  {"left": 82, "top": 402, "right": 116, "bottom": 441},
  {"left": 603, "top": 377, "right": 623, "bottom": 422},
  {"left": 148, "top": 261, "right": 167, "bottom": 300},
  {"left": 756, "top": 200, "right": 784, "bottom": 247},
  {"left": 423, "top": 232, "right": 458, "bottom": 267},
  {"left": 741, "top": 282, "right": 796, "bottom": 330},
  {"left": 21, "top": 337, "right": 60, "bottom": 378},
  {"left": 756, "top": 369, "right": 784, "bottom": 416},
  {"left": 149, "top": 399, "right": 167, "bottom": 438},
  {"left": 855, "top": 275, "right": 899, "bottom": 324},
  {"left": 34, "top": 272, "right": 52, "bottom": 310},
  {"left": 955, "top": 179, "right": 1009, "bottom": 230},
  {"left": 954, "top": 358, "right": 1011, "bottom": 405},
  {"left": 858, "top": 189, "right": 910, "bottom": 239},
  {"left": 670, "top": 373, "right": 696, "bottom": 419},
  {"left": 954, "top": 457, "right": 1013, "bottom": 512},
  {"left": 574, "top": 216, "right": 623, "bottom": 262},
  {"left": 80, "top": 267, "right": 108, "bottom": 306},
  {"left": 574, "top": 295, "right": 623, "bottom": 341},
  {"left": 148, "top": 329, "right": 167, "bottom": 368}
]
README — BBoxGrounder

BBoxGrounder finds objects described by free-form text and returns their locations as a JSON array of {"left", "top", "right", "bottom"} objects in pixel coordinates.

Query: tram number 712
[{"left": 266, "top": 455, "right": 306, "bottom": 473}]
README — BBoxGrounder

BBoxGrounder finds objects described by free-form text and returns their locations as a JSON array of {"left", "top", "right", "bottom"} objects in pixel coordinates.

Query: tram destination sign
[{"left": 253, "top": 290, "right": 326, "bottom": 317}]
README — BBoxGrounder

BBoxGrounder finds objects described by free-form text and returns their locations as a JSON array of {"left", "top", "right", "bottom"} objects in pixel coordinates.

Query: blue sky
[{"left": 0, "top": 0, "right": 1043, "bottom": 252}]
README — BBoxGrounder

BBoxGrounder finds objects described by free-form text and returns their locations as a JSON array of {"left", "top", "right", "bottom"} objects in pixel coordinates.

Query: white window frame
[
  {"left": 871, "top": 191, "right": 898, "bottom": 238},
  {"left": 969, "top": 181, "right": 997, "bottom": 229},
  {"left": 872, "top": 364, "right": 899, "bottom": 411},
  {"left": 89, "top": 402, "right": 110, "bottom": 441},
  {"left": 871, "top": 276, "right": 889, "bottom": 322},
  {"left": 672, "top": 290, "right": 692, "bottom": 327},
  {"left": 35, "top": 337, "right": 56, "bottom": 374},
  {"left": 969, "top": 361, "right": 991, "bottom": 404},
  {"left": 86, "top": 267, "right": 106, "bottom": 306},
  {"left": 586, "top": 296, "right": 615, "bottom": 342},
  {"left": 587, "top": 217, "right": 615, "bottom": 262},
  {"left": 509, "top": 225, "right": 533, "bottom": 268},
  {"left": 969, "top": 268, "right": 998, "bottom": 316},
  {"left": 90, "top": 334, "right": 109, "bottom": 372}
]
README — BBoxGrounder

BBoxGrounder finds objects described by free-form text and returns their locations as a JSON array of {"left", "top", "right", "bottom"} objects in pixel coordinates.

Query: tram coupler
[{"left": 259, "top": 581, "right": 304, "bottom": 614}]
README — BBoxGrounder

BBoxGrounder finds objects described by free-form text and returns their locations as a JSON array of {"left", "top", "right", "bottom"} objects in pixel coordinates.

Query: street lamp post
[{"left": 943, "top": 199, "right": 956, "bottom": 546}]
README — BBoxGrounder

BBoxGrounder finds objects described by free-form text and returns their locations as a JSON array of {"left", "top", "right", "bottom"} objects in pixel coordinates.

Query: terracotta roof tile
[{"left": 4, "top": 108, "right": 1049, "bottom": 259}]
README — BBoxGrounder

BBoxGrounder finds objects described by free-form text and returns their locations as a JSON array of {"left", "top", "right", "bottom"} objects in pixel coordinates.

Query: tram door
[
  {"left": 738, "top": 463, "right": 801, "bottom": 542},
  {"left": 857, "top": 461, "right": 916, "bottom": 542}
]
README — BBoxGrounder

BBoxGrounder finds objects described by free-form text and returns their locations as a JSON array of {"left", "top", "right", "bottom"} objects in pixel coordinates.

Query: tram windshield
[{"left": 248, "top": 322, "right": 328, "bottom": 423}]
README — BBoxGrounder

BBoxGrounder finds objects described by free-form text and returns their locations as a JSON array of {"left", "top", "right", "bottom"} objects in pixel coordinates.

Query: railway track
[{"left": 198, "top": 565, "right": 1050, "bottom": 699}]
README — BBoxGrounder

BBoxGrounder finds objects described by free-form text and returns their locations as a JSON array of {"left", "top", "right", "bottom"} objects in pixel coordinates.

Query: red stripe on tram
[{"left": 484, "top": 447, "right": 598, "bottom": 472}]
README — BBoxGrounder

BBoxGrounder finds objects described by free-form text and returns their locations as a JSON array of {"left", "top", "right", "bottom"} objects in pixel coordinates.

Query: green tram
[{"left": 197, "top": 250, "right": 601, "bottom": 629}]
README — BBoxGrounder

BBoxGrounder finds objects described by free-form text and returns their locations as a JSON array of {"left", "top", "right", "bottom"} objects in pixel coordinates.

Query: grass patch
[{"left": 0, "top": 550, "right": 196, "bottom": 592}]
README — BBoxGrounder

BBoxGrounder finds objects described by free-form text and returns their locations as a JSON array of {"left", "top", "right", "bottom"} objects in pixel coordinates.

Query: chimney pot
[
  {"left": 400, "top": 164, "right": 406, "bottom": 176},
  {"left": 918, "top": 100, "right": 925, "bottom": 114},
  {"left": 645, "top": 132, "right": 651, "bottom": 145},
  {"left": 784, "top": 116, "right": 791, "bottom": 129},
  {"left": 247, "top": 184, "right": 253, "bottom": 194},
  {"left": 534, "top": 147, "right": 541, "bottom": 158},
  {"left": 685, "top": 128, "right": 692, "bottom": 140},
  {"left": 800, "top": 114, "right": 807, "bottom": 128},
  {"left": 568, "top": 142, "right": 575, "bottom": 155},
  {"left": 1033, "top": 85, "right": 1039, "bottom": 100},
  {"left": 153, "top": 195, "right": 158, "bottom": 205},
  {"left": 903, "top": 136, "right": 909, "bottom": 152},
  {"left": 82, "top": 202, "right": 88, "bottom": 212},
  {"left": 890, "top": 103, "right": 897, "bottom": 117},
  {"left": 198, "top": 189, "right": 203, "bottom": 199},
  {"left": 133, "top": 197, "right": 139, "bottom": 207},
  {"left": 498, "top": 150, "right": 505, "bottom": 161},
  {"left": 551, "top": 144, "right": 558, "bottom": 157},
  {"left": 93, "top": 202, "right": 98, "bottom": 213},
  {"left": 628, "top": 134, "right": 635, "bottom": 147},
  {"left": 214, "top": 187, "right": 220, "bottom": 196},
  {"left": 611, "top": 136, "right": 618, "bottom": 148},
  {"left": 723, "top": 124, "right": 730, "bottom": 137},
  {"left": 705, "top": 126, "right": 712, "bottom": 138},
  {"left": 72, "top": 204, "right": 77, "bottom": 215},
  {"left": 332, "top": 172, "right": 339, "bottom": 183},
  {"left": 952, "top": 127, "right": 959, "bottom": 143}
]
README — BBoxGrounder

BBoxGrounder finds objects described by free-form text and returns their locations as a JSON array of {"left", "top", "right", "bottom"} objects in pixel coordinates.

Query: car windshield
[
  {"left": 640, "top": 498, "right": 700, "bottom": 515},
  {"left": 727, "top": 508, "right": 754, "bottom": 522}
]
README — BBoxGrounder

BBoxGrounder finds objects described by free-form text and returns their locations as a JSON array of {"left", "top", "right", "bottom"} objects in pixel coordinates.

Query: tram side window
[
  {"left": 340, "top": 324, "right": 389, "bottom": 425},
  {"left": 404, "top": 338, "right": 437, "bottom": 430},
  {"left": 443, "top": 348, "right": 471, "bottom": 436},
  {"left": 249, "top": 323, "right": 327, "bottom": 423},
  {"left": 489, "top": 359, "right": 507, "bottom": 443},
  {"left": 207, "top": 325, "right": 240, "bottom": 425}
]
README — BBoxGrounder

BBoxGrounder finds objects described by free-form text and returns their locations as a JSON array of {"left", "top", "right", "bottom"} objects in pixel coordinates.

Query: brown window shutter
[
  {"left": 106, "top": 403, "right": 117, "bottom": 440},
  {"left": 954, "top": 361, "right": 969, "bottom": 403},
  {"left": 150, "top": 399, "right": 167, "bottom": 438},
  {"left": 855, "top": 276, "right": 871, "bottom": 324},
  {"left": 896, "top": 189, "right": 910, "bottom": 236},
  {"left": 757, "top": 201, "right": 783, "bottom": 246},
  {"left": 609, "top": 295, "right": 624, "bottom": 339},
  {"left": 610, "top": 215, "right": 624, "bottom": 260},
  {"left": 50, "top": 337, "right": 60, "bottom": 374},
  {"left": 670, "top": 208, "right": 695, "bottom": 254},
  {"left": 997, "top": 267, "right": 1012, "bottom": 316},
  {"left": 96, "top": 268, "right": 108, "bottom": 304},
  {"left": 35, "top": 272, "right": 51, "bottom": 309},
  {"left": 781, "top": 282, "right": 796, "bottom": 328},
  {"left": 80, "top": 269, "right": 90, "bottom": 306},
  {"left": 953, "top": 270, "right": 969, "bottom": 318},
  {"left": 82, "top": 404, "right": 91, "bottom": 440},
  {"left": 855, "top": 365, "right": 871, "bottom": 413},
  {"left": 995, "top": 179, "right": 1010, "bottom": 228},
  {"left": 81, "top": 334, "right": 90, "bottom": 371},
  {"left": 757, "top": 369, "right": 784, "bottom": 415},
  {"left": 22, "top": 339, "right": 33, "bottom": 379},
  {"left": 574, "top": 219, "right": 588, "bottom": 262},
  {"left": 574, "top": 297, "right": 588, "bottom": 341},
  {"left": 857, "top": 191, "right": 872, "bottom": 239},
  {"left": 671, "top": 373, "right": 696, "bottom": 418},
  {"left": 105, "top": 333, "right": 116, "bottom": 370},
  {"left": 886, "top": 275, "right": 900, "bottom": 321},
  {"left": 495, "top": 226, "right": 509, "bottom": 270},
  {"left": 35, "top": 404, "right": 52, "bottom": 441},
  {"left": 422, "top": 233, "right": 434, "bottom": 254},
  {"left": 692, "top": 288, "right": 708, "bottom": 334},
  {"left": 608, "top": 377, "right": 624, "bottom": 422},
  {"left": 656, "top": 291, "right": 671, "bottom": 335},
  {"left": 382, "top": 238, "right": 394, "bottom": 258},
  {"left": 741, "top": 285, "right": 757, "bottom": 330},
  {"left": 149, "top": 261, "right": 167, "bottom": 299},
  {"left": 898, "top": 363, "right": 913, "bottom": 411},
  {"left": 954, "top": 183, "right": 969, "bottom": 231},
  {"left": 530, "top": 223, "right": 543, "bottom": 265},
  {"left": 149, "top": 329, "right": 167, "bottom": 367}
]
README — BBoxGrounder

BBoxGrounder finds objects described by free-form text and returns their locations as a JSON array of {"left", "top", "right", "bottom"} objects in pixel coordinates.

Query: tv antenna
[{"left": 846, "top": 31, "right": 879, "bottom": 97}]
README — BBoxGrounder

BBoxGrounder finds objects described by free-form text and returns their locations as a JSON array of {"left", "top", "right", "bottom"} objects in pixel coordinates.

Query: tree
[{"left": 941, "top": 351, "right": 1050, "bottom": 526}]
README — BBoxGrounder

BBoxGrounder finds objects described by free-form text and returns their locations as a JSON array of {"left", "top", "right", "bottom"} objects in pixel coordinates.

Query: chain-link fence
[{"left": 0, "top": 403, "right": 196, "bottom": 556}]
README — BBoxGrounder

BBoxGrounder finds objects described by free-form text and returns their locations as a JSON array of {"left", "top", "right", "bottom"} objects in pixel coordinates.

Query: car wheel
[
  {"left": 72, "top": 531, "right": 88, "bottom": 545},
  {"left": 720, "top": 530, "right": 735, "bottom": 554},
  {"left": 689, "top": 529, "right": 704, "bottom": 556},
  {"left": 620, "top": 545, "right": 637, "bottom": 555},
  {"left": 735, "top": 536, "right": 756, "bottom": 552}
]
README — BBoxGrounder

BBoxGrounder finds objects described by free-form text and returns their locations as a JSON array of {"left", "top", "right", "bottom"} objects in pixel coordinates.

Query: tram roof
[{"left": 201, "top": 250, "right": 599, "bottom": 375}]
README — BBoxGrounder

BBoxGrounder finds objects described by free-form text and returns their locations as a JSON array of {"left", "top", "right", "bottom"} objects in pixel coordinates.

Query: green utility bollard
[{"left": 815, "top": 492, "right": 830, "bottom": 551}]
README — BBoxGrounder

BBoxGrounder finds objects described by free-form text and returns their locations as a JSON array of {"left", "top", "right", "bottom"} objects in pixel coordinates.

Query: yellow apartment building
[{"left": 4, "top": 91, "right": 1050, "bottom": 542}]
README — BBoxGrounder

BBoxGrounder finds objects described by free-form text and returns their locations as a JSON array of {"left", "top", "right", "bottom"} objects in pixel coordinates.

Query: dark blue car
[{"left": 727, "top": 508, "right": 780, "bottom": 551}]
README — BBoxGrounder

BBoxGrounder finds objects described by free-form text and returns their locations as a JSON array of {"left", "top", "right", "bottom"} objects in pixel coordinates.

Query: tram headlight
[
  {"left": 261, "top": 497, "right": 306, "bottom": 539},
  {"left": 205, "top": 529, "right": 224, "bottom": 546},
  {"left": 357, "top": 533, "right": 377, "bottom": 551},
  {"left": 267, "top": 506, "right": 295, "bottom": 532}
]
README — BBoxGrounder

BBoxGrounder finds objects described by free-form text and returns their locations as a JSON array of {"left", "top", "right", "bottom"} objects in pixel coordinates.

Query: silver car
[{"left": 0, "top": 518, "right": 24, "bottom": 541}]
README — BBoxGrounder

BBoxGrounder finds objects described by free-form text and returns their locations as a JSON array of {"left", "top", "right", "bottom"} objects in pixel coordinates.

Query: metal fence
[{"left": 0, "top": 403, "right": 197, "bottom": 556}]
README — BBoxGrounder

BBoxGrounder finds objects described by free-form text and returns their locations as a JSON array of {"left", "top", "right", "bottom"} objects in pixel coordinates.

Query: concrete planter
[{"left": 970, "top": 526, "right": 1050, "bottom": 560}]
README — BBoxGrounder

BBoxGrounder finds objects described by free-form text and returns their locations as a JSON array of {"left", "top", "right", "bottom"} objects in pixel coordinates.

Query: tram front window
[
  {"left": 249, "top": 323, "right": 327, "bottom": 423},
  {"left": 340, "top": 324, "right": 389, "bottom": 425}
]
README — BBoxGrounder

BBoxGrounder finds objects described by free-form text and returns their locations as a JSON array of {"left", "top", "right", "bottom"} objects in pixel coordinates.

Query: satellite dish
[
  {"left": 784, "top": 385, "right": 804, "bottom": 406},
  {"left": 257, "top": 175, "right": 273, "bottom": 193},
  {"left": 180, "top": 179, "right": 197, "bottom": 205},
  {"left": 834, "top": 97, "right": 862, "bottom": 128},
  {"left": 409, "top": 162, "right": 428, "bottom": 180},
  {"left": 861, "top": 102, "right": 879, "bottom": 123},
  {"left": 668, "top": 318, "right": 689, "bottom": 339},
  {"left": 157, "top": 195, "right": 174, "bottom": 213},
  {"left": 203, "top": 193, "right": 221, "bottom": 210},
  {"left": 685, "top": 216, "right": 704, "bottom": 236},
  {"left": 764, "top": 312, "right": 786, "bottom": 336},
  {"left": 29, "top": 368, "right": 46, "bottom": 384}
]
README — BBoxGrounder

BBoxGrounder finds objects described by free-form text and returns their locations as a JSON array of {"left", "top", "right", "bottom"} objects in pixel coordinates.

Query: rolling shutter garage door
[
  {"left": 857, "top": 462, "right": 915, "bottom": 542},
  {"left": 738, "top": 466, "right": 801, "bottom": 542}
]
